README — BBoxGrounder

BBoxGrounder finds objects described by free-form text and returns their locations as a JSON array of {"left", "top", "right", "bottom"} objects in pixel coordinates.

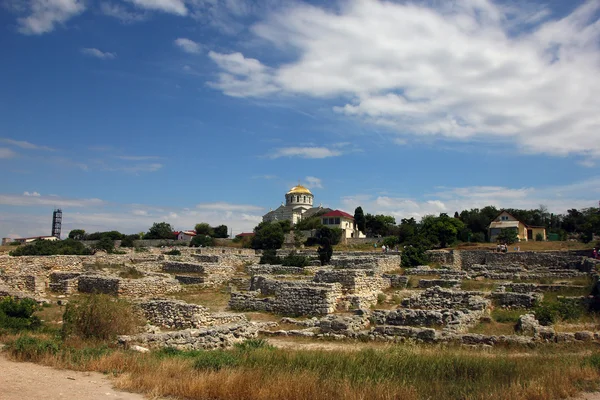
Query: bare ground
[{"left": 0, "top": 351, "right": 148, "bottom": 400}]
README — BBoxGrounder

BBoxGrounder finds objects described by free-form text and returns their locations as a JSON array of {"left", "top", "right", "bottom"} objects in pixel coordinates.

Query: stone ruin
[{"left": 2, "top": 246, "right": 600, "bottom": 349}]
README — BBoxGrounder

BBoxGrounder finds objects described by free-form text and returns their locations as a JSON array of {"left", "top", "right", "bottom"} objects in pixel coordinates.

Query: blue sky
[{"left": 1, "top": 0, "right": 600, "bottom": 238}]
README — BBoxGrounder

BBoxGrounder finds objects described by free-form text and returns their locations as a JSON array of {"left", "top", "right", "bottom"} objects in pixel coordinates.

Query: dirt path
[{"left": 0, "top": 352, "right": 148, "bottom": 400}]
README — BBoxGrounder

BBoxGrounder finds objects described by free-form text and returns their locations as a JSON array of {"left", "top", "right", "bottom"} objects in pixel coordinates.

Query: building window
[{"left": 335, "top": 218, "right": 340, "bottom": 225}]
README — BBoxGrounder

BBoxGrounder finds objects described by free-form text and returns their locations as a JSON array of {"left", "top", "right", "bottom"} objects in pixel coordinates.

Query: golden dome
[{"left": 286, "top": 184, "right": 312, "bottom": 195}]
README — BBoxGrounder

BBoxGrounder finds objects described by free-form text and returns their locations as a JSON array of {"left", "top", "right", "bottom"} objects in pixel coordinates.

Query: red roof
[
  {"left": 321, "top": 210, "right": 354, "bottom": 219},
  {"left": 236, "top": 232, "right": 255, "bottom": 237}
]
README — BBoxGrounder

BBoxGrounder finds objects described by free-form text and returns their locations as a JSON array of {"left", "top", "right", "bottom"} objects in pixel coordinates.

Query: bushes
[
  {"left": 259, "top": 249, "right": 282, "bottom": 265},
  {"left": 163, "top": 249, "right": 182, "bottom": 256},
  {"left": 281, "top": 251, "right": 310, "bottom": 267},
  {"left": 534, "top": 298, "right": 586, "bottom": 326},
  {"left": 401, "top": 245, "right": 429, "bottom": 267},
  {"left": 190, "top": 235, "right": 214, "bottom": 247},
  {"left": 9, "top": 238, "right": 93, "bottom": 256},
  {"left": 9, "top": 335, "right": 59, "bottom": 361},
  {"left": 94, "top": 237, "right": 115, "bottom": 253},
  {"left": 0, "top": 297, "right": 42, "bottom": 331},
  {"left": 62, "top": 294, "right": 142, "bottom": 340}
]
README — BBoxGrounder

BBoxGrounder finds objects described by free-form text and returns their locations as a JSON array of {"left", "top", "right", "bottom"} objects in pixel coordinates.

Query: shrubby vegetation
[
  {"left": 61, "top": 294, "right": 142, "bottom": 340},
  {"left": 9, "top": 239, "right": 93, "bottom": 256},
  {"left": 194, "top": 223, "right": 229, "bottom": 238},
  {"left": 145, "top": 222, "right": 176, "bottom": 240},
  {"left": 0, "top": 297, "right": 41, "bottom": 331},
  {"left": 252, "top": 221, "right": 287, "bottom": 250},
  {"left": 190, "top": 235, "right": 214, "bottom": 247}
]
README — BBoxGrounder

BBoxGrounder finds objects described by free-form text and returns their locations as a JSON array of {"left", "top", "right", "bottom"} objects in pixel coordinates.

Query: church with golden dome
[{"left": 262, "top": 184, "right": 330, "bottom": 225}]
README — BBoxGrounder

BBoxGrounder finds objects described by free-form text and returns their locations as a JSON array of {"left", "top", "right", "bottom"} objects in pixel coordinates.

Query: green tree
[
  {"left": 317, "top": 238, "right": 333, "bottom": 266},
  {"left": 146, "top": 222, "right": 175, "bottom": 239},
  {"left": 365, "top": 214, "right": 396, "bottom": 237},
  {"left": 195, "top": 223, "right": 214, "bottom": 236},
  {"left": 497, "top": 228, "right": 519, "bottom": 244},
  {"left": 94, "top": 237, "right": 115, "bottom": 253},
  {"left": 354, "top": 206, "right": 366, "bottom": 233},
  {"left": 398, "top": 218, "right": 418, "bottom": 243},
  {"left": 251, "top": 222, "right": 285, "bottom": 250},
  {"left": 213, "top": 225, "right": 229, "bottom": 238},
  {"left": 120, "top": 234, "right": 137, "bottom": 248},
  {"left": 68, "top": 229, "right": 86, "bottom": 240},
  {"left": 316, "top": 226, "right": 343, "bottom": 246},
  {"left": 421, "top": 213, "right": 464, "bottom": 248},
  {"left": 190, "top": 235, "right": 214, "bottom": 247},
  {"left": 295, "top": 216, "right": 323, "bottom": 231}
]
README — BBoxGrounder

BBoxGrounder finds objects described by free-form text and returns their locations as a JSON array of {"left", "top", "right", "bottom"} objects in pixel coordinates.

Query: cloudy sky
[{"left": 1, "top": 0, "right": 600, "bottom": 238}]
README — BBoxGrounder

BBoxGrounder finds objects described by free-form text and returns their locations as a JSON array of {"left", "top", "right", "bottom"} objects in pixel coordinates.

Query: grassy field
[{"left": 2, "top": 334, "right": 600, "bottom": 400}]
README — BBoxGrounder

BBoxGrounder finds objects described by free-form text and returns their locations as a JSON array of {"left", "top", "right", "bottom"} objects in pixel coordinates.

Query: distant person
[
  {"left": 593, "top": 248, "right": 597, "bottom": 259},
  {"left": 381, "top": 245, "right": 386, "bottom": 253}
]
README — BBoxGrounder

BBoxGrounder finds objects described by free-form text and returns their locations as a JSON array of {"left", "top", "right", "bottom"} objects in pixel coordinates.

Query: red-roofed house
[
  {"left": 235, "top": 232, "right": 255, "bottom": 238},
  {"left": 321, "top": 210, "right": 366, "bottom": 239},
  {"left": 177, "top": 230, "right": 197, "bottom": 241}
]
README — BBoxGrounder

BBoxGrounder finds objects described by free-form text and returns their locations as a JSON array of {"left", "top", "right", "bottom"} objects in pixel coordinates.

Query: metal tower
[{"left": 51, "top": 209, "right": 62, "bottom": 239}]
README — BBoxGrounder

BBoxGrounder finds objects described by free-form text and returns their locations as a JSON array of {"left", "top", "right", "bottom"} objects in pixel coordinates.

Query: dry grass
[
  {"left": 461, "top": 279, "right": 498, "bottom": 292},
  {"left": 4, "top": 335, "right": 600, "bottom": 400},
  {"left": 168, "top": 285, "right": 231, "bottom": 311}
]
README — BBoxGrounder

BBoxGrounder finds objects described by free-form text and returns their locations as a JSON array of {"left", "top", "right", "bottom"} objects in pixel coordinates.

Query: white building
[
  {"left": 262, "top": 186, "right": 366, "bottom": 239},
  {"left": 263, "top": 184, "right": 326, "bottom": 225},
  {"left": 177, "top": 230, "right": 197, "bottom": 241},
  {"left": 321, "top": 210, "right": 366, "bottom": 239},
  {"left": 11, "top": 236, "right": 59, "bottom": 244}
]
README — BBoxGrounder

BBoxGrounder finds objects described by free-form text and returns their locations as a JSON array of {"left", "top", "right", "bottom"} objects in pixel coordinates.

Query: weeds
[{"left": 62, "top": 294, "right": 143, "bottom": 340}]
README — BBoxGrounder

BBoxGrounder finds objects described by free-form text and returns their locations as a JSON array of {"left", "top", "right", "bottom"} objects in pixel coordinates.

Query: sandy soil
[{"left": 0, "top": 352, "right": 147, "bottom": 400}]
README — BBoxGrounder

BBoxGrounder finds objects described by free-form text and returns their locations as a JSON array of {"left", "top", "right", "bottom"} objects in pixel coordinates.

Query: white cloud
[
  {"left": 269, "top": 146, "right": 342, "bottom": 159},
  {"left": 252, "top": 174, "right": 277, "bottom": 180},
  {"left": 174, "top": 38, "right": 201, "bottom": 54},
  {"left": 1, "top": 138, "right": 55, "bottom": 151},
  {"left": 195, "top": 202, "right": 263, "bottom": 212},
  {"left": 0, "top": 195, "right": 264, "bottom": 238},
  {"left": 0, "top": 148, "right": 17, "bottom": 159},
  {"left": 209, "top": 0, "right": 600, "bottom": 158},
  {"left": 100, "top": 2, "right": 146, "bottom": 23},
  {"left": 125, "top": 0, "right": 187, "bottom": 16},
  {"left": 81, "top": 48, "right": 117, "bottom": 59},
  {"left": 17, "top": 0, "right": 85, "bottom": 34},
  {"left": 104, "top": 163, "right": 163, "bottom": 173},
  {"left": 304, "top": 176, "right": 323, "bottom": 189},
  {"left": 115, "top": 155, "right": 160, "bottom": 161},
  {"left": 340, "top": 176, "right": 600, "bottom": 221},
  {"left": 207, "top": 51, "right": 280, "bottom": 97},
  {"left": 0, "top": 193, "right": 105, "bottom": 208}
]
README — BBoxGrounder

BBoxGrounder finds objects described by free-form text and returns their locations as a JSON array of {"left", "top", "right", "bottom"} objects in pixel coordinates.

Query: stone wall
[
  {"left": 313, "top": 269, "right": 391, "bottom": 294},
  {"left": 401, "top": 287, "right": 489, "bottom": 311},
  {"left": 230, "top": 276, "right": 343, "bottom": 316},
  {"left": 371, "top": 308, "right": 482, "bottom": 332},
  {"left": 118, "top": 322, "right": 260, "bottom": 350},
  {"left": 425, "top": 250, "right": 589, "bottom": 270},
  {"left": 162, "top": 261, "right": 235, "bottom": 286},
  {"left": 491, "top": 292, "right": 542, "bottom": 308},
  {"left": 246, "top": 264, "right": 306, "bottom": 275},
  {"left": 77, "top": 275, "right": 181, "bottom": 297}
]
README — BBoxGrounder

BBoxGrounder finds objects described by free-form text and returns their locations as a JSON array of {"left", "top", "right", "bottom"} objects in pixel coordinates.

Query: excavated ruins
[{"left": 1, "top": 245, "right": 600, "bottom": 350}]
